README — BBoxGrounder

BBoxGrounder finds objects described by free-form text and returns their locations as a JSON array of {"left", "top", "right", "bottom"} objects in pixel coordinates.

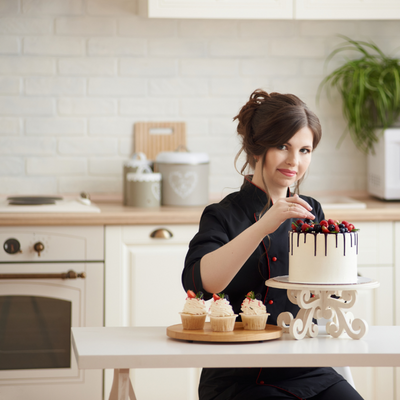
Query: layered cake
[{"left": 288, "top": 219, "right": 359, "bottom": 284}]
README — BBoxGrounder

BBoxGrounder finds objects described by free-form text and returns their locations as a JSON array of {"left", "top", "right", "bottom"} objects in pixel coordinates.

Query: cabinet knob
[
  {"left": 33, "top": 242, "right": 45, "bottom": 256},
  {"left": 150, "top": 228, "right": 173, "bottom": 239}
]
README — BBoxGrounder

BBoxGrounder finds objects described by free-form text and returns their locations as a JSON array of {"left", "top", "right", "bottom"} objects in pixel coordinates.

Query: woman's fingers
[
  {"left": 286, "top": 194, "right": 313, "bottom": 211},
  {"left": 286, "top": 203, "right": 315, "bottom": 220}
]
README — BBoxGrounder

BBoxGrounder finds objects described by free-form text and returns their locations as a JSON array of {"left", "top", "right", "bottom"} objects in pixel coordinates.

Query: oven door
[{"left": 0, "top": 263, "right": 103, "bottom": 397}]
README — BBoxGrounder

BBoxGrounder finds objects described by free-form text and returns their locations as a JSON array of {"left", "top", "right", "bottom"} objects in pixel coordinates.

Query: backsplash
[{"left": 1, "top": 0, "right": 400, "bottom": 198}]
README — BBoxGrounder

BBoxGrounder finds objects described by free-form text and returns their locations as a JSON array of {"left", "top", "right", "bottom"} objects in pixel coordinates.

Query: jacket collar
[{"left": 239, "top": 175, "right": 291, "bottom": 221}]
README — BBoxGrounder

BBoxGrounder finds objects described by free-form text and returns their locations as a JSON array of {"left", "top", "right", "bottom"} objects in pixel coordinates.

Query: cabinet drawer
[{"left": 121, "top": 224, "right": 199, "bottom": 245}]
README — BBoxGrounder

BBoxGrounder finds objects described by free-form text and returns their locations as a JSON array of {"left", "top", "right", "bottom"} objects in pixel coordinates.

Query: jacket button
[
  {"left": 272, "top": 256, "right": 277, "bottom": 262},
  {"left": 268, "top": 300, "right": 273, "bottom": 305}
]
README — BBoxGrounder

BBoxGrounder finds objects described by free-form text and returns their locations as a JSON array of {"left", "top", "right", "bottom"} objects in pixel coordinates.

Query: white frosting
[
  {"left": 241, "top": 298, "right": 267, "bottom": 315},
  {"left": 182, "top": 298, "right": 207, "bottom": 315},
  {"left": 209, "top": 298, "right": 234, "bottom": 317},
  {"left": 288, "top": 231, "right": 358, "bottom": 284}
]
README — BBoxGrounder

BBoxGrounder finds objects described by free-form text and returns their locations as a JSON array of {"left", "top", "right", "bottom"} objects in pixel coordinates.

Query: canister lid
[
  {"left": 156, "top": 150, "right": 209, "bottom": 165},
  {"left": 127, "top": 164, "right": 162, "bottom": 182},
  {"left": 124, "top": 152, "right": 152, "bottom": 168}
]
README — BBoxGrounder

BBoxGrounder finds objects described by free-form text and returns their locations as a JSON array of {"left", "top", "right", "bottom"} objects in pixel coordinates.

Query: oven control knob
[
  {"left": 4, "top": 238, "right": 21, "bottom": 254},
  {"left": 33, "top": 242, "right": 45, "bottom": 257}
]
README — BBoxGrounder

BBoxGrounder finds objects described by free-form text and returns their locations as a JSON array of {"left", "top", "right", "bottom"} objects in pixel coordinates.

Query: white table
[{"left": 72, "top": 326, "right": 400, "bottom": 400}]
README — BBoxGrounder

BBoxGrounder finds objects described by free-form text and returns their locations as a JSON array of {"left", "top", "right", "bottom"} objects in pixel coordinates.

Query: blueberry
[
  {"left": 308, "top": 226, "right": 315, "bottom": 232},
  {"left": 340, "top": 228, "right": 346, "bottom": 233},
  {"left": 328, "top": 224, "right": 336, "bottom": 231},
  {"left": 338, "top": 223, "right": 345, "bottom": 229},
  {"left": 344, "top": 227, "right": 348, "bottom": 232}
]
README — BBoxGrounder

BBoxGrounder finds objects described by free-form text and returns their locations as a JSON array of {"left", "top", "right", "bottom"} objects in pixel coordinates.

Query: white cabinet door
[
  {"left": 295, "top": 0, "right": 400, "bottom": 19},
  {"left": 139, "top": 0, "right": 293, "bottom": 19},
  {"left": 348, "top": 222, "right": 395, "bottom": 400},
  {"left": 105, "top": 224, "right": 200, "bottom": 400}
]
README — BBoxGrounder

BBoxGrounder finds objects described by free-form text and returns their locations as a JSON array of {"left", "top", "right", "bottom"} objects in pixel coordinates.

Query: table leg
[
  {"left": 277, "top": 288, "right": 368, "bottom": 340},
  {"left": 109, "top": 369, "right": 137, "bottom": 400}
]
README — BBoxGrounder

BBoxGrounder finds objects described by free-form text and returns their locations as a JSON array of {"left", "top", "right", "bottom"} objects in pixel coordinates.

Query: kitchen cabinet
[
  {"left": 105, "top": 224, "right": 200, "bottom": 400},
  {"left": 347, "top": 222, "right": 395, "bottom": 400},
  {"left": 104, "top": 221, "right": 397, "bottom": 400},
  {"left": 138, "top": 0, "right": 293, "bottom": 19},
  {"left": 295, "top": 0, "right": 400, "bottom": 20},
  {"left": 139, "top": 0, "right": 400, "bottom": 19}
]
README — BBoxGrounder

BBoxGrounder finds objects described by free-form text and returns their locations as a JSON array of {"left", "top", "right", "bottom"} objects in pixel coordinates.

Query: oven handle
[{"left": 0, "top": 270, "right": 86, "bottom": 280}]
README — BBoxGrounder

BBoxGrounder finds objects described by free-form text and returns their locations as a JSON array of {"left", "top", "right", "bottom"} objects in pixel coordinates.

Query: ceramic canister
[
  {"left": 155, "top": 149, "right": 209, "bottom": 206},
  {"left": 123, "top": 152, "right": 152, "bottom": 205},
  {"left": 126, "top": 165, "right": 162, "bottom": 208}
]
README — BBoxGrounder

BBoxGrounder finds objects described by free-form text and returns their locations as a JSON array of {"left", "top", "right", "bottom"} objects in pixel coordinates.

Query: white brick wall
[{"left": 0, "top": 0, "right": 398, "bottom": 196}]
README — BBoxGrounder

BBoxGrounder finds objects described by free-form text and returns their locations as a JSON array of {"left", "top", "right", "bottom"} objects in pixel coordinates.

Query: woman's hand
[{"left": 259, "top": 194, "right": 315, "bottom": 235}]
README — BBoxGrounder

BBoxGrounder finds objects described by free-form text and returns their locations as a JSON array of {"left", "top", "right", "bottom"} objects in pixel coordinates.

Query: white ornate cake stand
[{"left": 265, "top": 276, "right": 379, "bottom": 340}]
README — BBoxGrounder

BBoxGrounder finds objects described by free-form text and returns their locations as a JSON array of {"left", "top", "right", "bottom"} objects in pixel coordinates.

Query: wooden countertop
[{"left": 1, "top": 195, "right": 400, "bottom": 226}]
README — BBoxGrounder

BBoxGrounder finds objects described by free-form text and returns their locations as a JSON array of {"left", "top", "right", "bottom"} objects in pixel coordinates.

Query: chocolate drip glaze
[
  {"left": 343, "top": 234, "right": 346, "bottom": 256},
  {"left": 314, "top": 233, "right": 317, "bottom": 256},
  {"left": 325, "top": 234, "right": 328, "bottom": 256},
  {"left": 289, "top": 231, "right": 358, "bottom": 258}
]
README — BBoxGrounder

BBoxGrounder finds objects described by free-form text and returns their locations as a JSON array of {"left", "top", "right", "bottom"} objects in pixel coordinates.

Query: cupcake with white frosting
[
  {"left": 180, "top": 290, "right": 207, "bottom": 330},
  {"left": 240, "top": 291, "right": 269, "bottom": 330},
  {"left": 209, "top": 293, "right": 237, "bottom": 332}
]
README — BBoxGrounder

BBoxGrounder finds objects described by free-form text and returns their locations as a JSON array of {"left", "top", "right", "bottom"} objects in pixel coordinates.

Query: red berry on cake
[
  {"left": 246, "top": 291, "right": 256, "bottom": 299},
  {"left": 347, "top": 223, "right": 355, "bottom": 232},
  {"left": 301, "top": 223, "right": 310, "bottom": 232},
  {"left": 187, "top": 290, "right": 196, "bottom": 299},
  {"left": 321, "top": 225, "right": 330, "bottom": 233},
  {"left": 213, "top": 293, "right": 221, "bottom": 301},
  {"left": 320, "top": 220, "right": 328, "bottom": 227}
]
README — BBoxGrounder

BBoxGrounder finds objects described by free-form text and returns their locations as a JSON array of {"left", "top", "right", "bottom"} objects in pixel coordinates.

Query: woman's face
[{"left": 262, "top": 126, "right": 314, "bottom": 193}]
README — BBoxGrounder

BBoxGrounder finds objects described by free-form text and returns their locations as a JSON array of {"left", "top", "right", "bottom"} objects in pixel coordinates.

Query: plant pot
[{"left": 367, "top": 128, "right": 400, "bottom": 200}]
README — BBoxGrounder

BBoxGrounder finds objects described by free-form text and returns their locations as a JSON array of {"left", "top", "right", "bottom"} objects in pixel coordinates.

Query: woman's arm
[{"left": 200, "top": 194, "right": 315, "bottom": 293}]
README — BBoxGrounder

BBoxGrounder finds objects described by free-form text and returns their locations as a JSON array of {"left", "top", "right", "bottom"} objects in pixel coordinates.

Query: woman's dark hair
[{"left": 234, "top": 89, "right": 322, "bottom": 194}]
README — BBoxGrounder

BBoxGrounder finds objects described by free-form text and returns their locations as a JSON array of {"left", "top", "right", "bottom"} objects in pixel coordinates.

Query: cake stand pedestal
[{"left": 265, "top": 276, "right": 379, "bottom": 340}]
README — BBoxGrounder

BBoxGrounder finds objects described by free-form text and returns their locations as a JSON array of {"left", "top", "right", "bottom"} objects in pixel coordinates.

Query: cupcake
[
  {"left": 180, "top": 290, "right": 207, "bottom": 330},
  {"left": 209, "top": 293, "right": 237, "bottom": 332},
  {"left": 240, "top": 291, "right": 269, "bottom": 330}
]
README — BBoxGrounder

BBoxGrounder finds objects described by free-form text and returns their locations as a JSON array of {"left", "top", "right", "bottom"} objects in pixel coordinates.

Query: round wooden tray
[{"left": 166, "top": 322, "right": 282, "bottom": 343}]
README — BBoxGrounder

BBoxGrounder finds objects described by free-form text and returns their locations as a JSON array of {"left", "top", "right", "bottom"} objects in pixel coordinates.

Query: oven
[{"left": 0, "top": 226, "right": 104, "bottom": 400}]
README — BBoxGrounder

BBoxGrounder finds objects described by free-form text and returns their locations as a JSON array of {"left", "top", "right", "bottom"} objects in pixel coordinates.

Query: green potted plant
[{"left": 318, "top": 35, "right": 400, "bottom": 199}]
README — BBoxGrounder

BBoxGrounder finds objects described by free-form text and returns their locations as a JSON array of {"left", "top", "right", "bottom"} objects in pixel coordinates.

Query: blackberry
[
  {"left": 304, "top": 218, "right": 312, "bottom": 224},
  {"left": 296, "top": 225, "right": 302, "bottom": 232},
  {"left": 314, "top": 224, "right": 322, "bottom": 233}
]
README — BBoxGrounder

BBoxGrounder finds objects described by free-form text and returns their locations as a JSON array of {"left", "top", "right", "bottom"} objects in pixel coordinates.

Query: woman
[{"left": 182, "top": 90, "right": 363, "bottom": 400}]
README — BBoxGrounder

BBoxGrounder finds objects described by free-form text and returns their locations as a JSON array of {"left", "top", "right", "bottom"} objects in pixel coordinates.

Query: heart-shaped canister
[{"left": 155, "top": 148, "right": 209, "bottom": 206}]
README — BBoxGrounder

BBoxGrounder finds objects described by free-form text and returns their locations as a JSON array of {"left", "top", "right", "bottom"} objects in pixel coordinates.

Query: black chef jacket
[{"left": 182, "top": 177, "right": 344, "bottom": 400}]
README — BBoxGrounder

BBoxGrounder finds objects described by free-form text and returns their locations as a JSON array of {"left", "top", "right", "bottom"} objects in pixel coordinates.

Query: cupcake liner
[
  {"left": 180, "top": 312, "right": 207, "bottom": 330},
  {"left": 240, "top": 313, "right": 270, "bottom": 330},
  {"left": 209, "top": 315, "right": 237, "bottom": 332}
]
